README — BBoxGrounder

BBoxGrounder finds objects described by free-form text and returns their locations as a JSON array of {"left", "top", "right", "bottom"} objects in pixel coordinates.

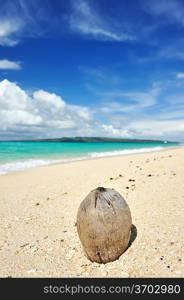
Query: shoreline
[{"left": 0, "top": 144, "right": 183, "bottom": 177}]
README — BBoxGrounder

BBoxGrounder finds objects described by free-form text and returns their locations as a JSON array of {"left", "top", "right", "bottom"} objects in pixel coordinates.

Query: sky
[{"left": 0, "top": 0, "right": 184, "bottom": 141}]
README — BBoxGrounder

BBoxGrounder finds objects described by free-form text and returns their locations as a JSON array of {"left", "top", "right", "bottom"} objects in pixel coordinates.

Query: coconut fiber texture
[{"left": 77, "top": 187, "right": 132, "bottom": 263}]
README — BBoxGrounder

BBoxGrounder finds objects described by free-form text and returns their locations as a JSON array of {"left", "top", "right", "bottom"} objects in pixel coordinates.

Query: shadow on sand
[{"left": 128, "top": 224, "right": 137, "bottom": 247}]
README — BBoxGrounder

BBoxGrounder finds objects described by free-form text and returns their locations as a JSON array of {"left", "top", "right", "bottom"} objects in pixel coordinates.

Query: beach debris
[
  {"left": 114, "top": 174, "right": 124, "bottom": 180},
  {"left": 27, "top": 269, "right": 42, "bottom": 274},
  {"left": 35, "top": 202, "right": 39, "bottom": 206},
  {"left": 30, "top": 246, "right": 39, "bottom": 253},
  {"left": 20, "top": 243, "right": 29, "bottom": 248},
  {"left": 128, "top": 179, "right": 135, "bottom": 182},
  {"left": 77, "top": 187, "right": 132, "bottom": 263},
  {"left": 110, "top": 177, "right": 113, "bottom": 180},
  {"left": 24, "top": 216, "right": 34, "bottom": 222},
  {"left": 125, "top": 186, "right": 129, "bottom": 189},
  {"left": 27, "top": 269, "right": 37, "bottom": 274},
  {"left": 148, "top": 174, "right": 152, "bottom": 177}
]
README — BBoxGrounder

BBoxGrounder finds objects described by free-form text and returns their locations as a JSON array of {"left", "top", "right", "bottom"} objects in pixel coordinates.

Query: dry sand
[{"left": 0, "top": 147, "right": 184, "bottom": 278}]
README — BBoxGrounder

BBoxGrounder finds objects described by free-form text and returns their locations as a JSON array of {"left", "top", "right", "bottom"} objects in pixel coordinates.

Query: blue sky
[{"left": 0, "top": 0, "right": 184, "bottom": 141}]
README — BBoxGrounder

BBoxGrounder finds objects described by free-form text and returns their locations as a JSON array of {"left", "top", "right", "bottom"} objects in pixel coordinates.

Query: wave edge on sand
[{"left": 0, "top": 146, "right": 174, "bottom": 174}]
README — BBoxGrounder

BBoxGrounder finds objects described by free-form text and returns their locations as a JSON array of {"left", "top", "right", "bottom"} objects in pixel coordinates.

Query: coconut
[{"left": 77, "top": 187, "right": 132, "bottom": 263}]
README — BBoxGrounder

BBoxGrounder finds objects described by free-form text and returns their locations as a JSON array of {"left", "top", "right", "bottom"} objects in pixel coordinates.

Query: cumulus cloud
[
  {"left": 101, "top": 124, "right": 132, "bottom": 138},
  {"left": 0, "top": 59, "right": 21, "bottom": 70},
  {"left": 0, "top": 79, "right": 183, "bottom": 141},
  {"left": 0, "top": 79, "right": 92, "bottom": 139}
]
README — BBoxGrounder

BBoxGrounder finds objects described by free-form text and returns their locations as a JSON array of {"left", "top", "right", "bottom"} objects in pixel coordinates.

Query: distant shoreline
[{"left": 0, "top": 137, "right": 180, "bottom": 143}]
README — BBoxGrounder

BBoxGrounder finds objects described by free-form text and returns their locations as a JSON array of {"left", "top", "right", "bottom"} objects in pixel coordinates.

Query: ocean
[{"left": 0, "top": 141, "right": 181, "bottom": 174}]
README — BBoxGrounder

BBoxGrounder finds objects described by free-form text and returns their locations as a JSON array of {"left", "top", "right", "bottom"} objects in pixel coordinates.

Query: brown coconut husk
[{"left": 77, "top": 187, "right": 132, "bottom": 263}]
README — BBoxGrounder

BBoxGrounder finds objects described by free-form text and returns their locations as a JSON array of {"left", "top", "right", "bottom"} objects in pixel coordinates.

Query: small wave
[
  {"left": 0, "top": 146, "right": 166, "bottom": 174},
  {"left": 0, "top": 156, "right": 91, "bottom": 175},
  {"left": 89, "top": 146, "right": 164, "bottom": 158},
  {"left": 0, "top": 159, "right": 61, "bottom": 175}
]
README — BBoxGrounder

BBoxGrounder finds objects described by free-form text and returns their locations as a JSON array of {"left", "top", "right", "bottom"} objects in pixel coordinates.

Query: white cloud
[
  {"left": 137, "top": 41, "right": 184, "bottom": 62},
  {"left": 0, "top": 59, "right": 21, "bottom": 70},
  {"left": 69, "top": 104, "right": 92, "bottom": 121},
  {"left": 99, "top": 102, "right": 135, "bottom": 113},
  {"left": 95, "top": 85, "right": 184, "bottom": 141},
  {"left": 0, "top": 79, "right": 30, "bottom": 110},
  {"left": 127, "top": 119, "right": 184, "bottom": 138},
  {"left": 48, "top": 120, "right": 76, "bottom": 129},
  {"left": 80, "top": 66, "right": 121, "bottom": 86},
  {"left": 118, "top": 90, "right": 158, "bottom": 108},
  {"left": 101, "top": 119, "right": 184, "bottom": 140},
  {"left": 0, "top": 79, "right": 183, "bottom": 141},
  {"left": 0, "top": 0, "right": 51, "bottom": 47},
  {"left": 101, "top": 124, "right": 132, "bottom": 138},
  {"left": 96, "top": 88, "right": 160, "bottom": 114},
  {"left": 0, "top": 79, "right": 92, "bottom": 139},
  {"left": 156, "top": 108, "right": 184, "bottom": 119},
  {"left": 69, "top": 0, "right": 134, "bottom": 41},
  {"left": 0, "top": 109, "right": 42, "bottom": 127},
  {"left": 0, "top": 19, "right": 22, "bottom": 46},
  {"left": 142, "top": 0, "right": 184, "bottom": 26},
  {"left": 176, "top": 73, "right": 184, "bottom": 79},
  {"left": 33, "top": 90, "right": 66, "bottom": 110}
]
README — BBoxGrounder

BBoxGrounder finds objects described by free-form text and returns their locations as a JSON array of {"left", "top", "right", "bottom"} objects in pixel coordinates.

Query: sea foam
[
  {"left": 89, "top": 146, "right": 164, "bottom": 158},
  {"left": 0, "top": 146, "right": 165, "bottom": 174},
  {"left": 0, "top": 159, "right": 61, "bottom": 174}
]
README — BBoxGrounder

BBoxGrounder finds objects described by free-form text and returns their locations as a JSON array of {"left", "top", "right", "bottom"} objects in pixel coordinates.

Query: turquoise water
[{"left": 0, "top": 141, "right": 181, "bottom": 174}]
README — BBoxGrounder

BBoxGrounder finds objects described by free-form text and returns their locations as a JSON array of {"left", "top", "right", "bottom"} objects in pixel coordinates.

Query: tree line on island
[{"left": 14, "top": 137, "right": 175, "bottom": 143}]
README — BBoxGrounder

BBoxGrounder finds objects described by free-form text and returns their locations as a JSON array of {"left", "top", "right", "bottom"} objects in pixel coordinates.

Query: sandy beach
[{"left": 0, "top": 147, "right": 184, "bottom": 278}]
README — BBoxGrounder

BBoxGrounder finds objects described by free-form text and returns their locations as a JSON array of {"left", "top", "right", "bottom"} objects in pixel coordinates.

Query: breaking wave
[{"left": 0, "top": 146, "right": 166, "bottom": 174}]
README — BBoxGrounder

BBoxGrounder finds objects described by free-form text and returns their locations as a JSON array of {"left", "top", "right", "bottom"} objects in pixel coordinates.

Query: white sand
[{"left": 0, "top": 147, "right": 183, "bottom": 277}]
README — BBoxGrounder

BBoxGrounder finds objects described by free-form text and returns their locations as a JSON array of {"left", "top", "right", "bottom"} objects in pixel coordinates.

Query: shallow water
[{"left": 0, "top": 141, "right": 181, "bottom": 174}]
